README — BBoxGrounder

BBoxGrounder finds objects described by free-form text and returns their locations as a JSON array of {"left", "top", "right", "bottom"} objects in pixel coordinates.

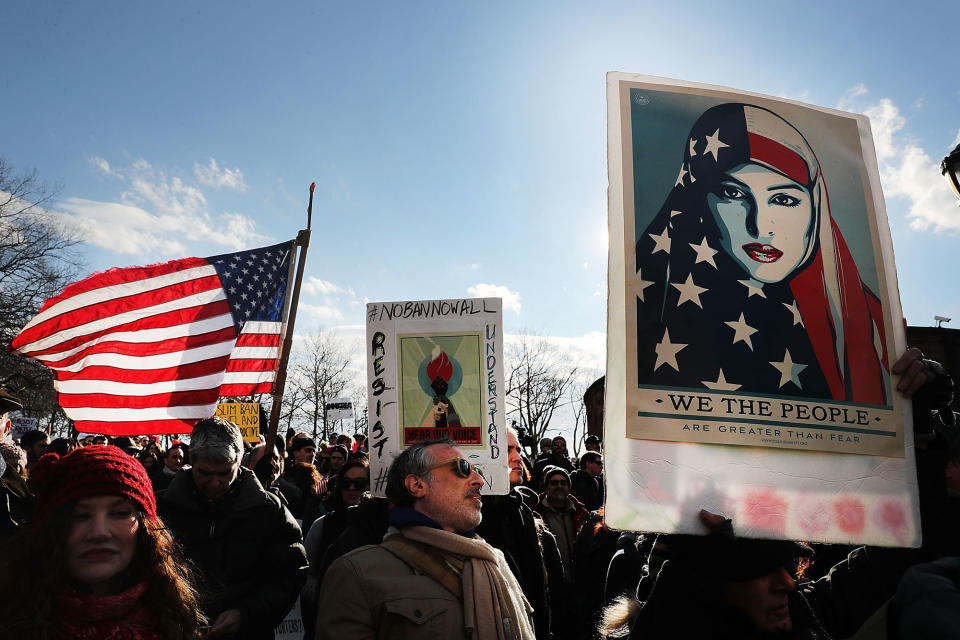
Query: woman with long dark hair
[
  {"left": 635, "top": 103, "right": 889, "bottom": 402},
  {"left": 0, "top": 445, "right": 205, "bottom": 639}
]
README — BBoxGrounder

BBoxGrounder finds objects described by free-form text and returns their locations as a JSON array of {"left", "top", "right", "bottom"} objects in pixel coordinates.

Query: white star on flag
[
  {"left": 689, "top": 237, "right": 718, "bottom": 269},
  {"left": 654, "top": 328, "right": 687, "bottom": 372},
  {"left": 702, "top": 369, "right": 741, "bottom": 390},
  {"left": 703, "top": 128, "right": 729, "bottom": 161},
  {"left": 770, "top": 348, "right": 807, "bottom": 389},
  {"left": 689, "top": 138, "right": 697, "bottom": 156},
  {"left": 738, "top": 279, "right": 766, "bottom": 299},
  {"left": 783, "top": 300, "right": 804, "bottom": 326},
  {"left": 649, "top": 227, "right": 671, "bottom": 255},
  {"left": 725, "top": 312, "right": 758, "bottom": 350},
  {"left": 636, "top": 269, "right": 654, "bottom": 302},
  {"left": 671, "top": 273, "right": 708, "bottom": 309},
  {"left": 675, "top": 165, "right": 688, "bottom": 187}
]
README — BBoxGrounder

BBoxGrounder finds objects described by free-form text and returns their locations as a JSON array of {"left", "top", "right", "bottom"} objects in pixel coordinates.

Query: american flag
[{"left": 8, "top": 240, "right": 294, "bottom": 435}]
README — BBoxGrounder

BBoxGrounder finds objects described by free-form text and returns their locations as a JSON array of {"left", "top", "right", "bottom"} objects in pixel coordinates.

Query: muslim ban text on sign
[{"left": 216, "top": 402, "right": 260, "bottom": 443}]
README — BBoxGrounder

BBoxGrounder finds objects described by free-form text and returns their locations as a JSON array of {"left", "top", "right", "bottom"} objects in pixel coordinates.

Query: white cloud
[
  {"left": 836, "top": 84, "right": 868, "bottom": 112},
  {"left": 952, "top": 129, "right": 960, "bottom": 149},
  {"left": 467, "top": 283, "right": 522, "bottom": 313},
  {"left": 302, "top": 277, "right": 344, "bottom": 296},
  {"left": 194, "top": 158, "right": 247, "bottom": 192},
  {"left": 300, "top": 302, "right": 345, "bottom": 323},
  {"left": 90, "top": 156, "right": 122, "bottom": 179},
  {"left": 58, "top": 157, "right": 273, "bottom": 255},
  {"left": 840, "top": 86, "right": 960, "bottom": 232},
  {"left": 58, "top": 199, "right": 188, "bottom": 255}
]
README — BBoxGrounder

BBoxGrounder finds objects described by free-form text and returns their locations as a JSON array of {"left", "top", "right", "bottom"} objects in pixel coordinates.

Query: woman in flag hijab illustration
[{"left": 636, "top": 103, "right": 890, "bottom": 403}]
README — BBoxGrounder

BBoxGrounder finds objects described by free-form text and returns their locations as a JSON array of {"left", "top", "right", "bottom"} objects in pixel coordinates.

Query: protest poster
[
  {"left": 324, "top": 397, "right": 354, "bottom": 421},
  {"left": 604, "top": 73, "right": 920, "bottom": 546},
  {"left": 216, "top": 402, "right": 260, "bottom": 443},
  {"left": 366, "top": 298, "right": 509, "bottom": 496},
  {"left": 274, "top": 596, "right": 304, "bottom": 640},
  {"left": 11, "top": 417, "right": 38, "bottom": 441}
]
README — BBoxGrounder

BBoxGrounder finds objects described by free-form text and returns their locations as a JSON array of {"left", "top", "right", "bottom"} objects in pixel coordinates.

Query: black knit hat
[
  {"left": 290, "top": 436, "right": 316, "bottom": 452},
  {"left": 541, "top": 465, "right": 571, "bottom": 489}
]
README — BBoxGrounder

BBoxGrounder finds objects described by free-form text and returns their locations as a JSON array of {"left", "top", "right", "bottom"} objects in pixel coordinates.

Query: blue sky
[{"left": 3, "top": 1, "right": 960, "bottom": 434}]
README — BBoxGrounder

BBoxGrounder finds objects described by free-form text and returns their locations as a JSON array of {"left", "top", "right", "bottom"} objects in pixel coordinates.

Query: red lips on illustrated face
[{"left": 742, "top": 243, "right": 783, "bottom": 263}]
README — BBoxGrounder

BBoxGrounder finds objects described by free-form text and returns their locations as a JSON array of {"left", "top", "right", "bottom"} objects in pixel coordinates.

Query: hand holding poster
[
  {"left": 605, "top": 73, "right": 919, "bottom": 546},
  {"left": 366, "top": 298, "right": 509, "bottom": 495}
]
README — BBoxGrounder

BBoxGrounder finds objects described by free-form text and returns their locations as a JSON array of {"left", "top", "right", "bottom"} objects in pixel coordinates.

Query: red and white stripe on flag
[{"left": 9, "top": 243, "right": 291, "bottom": 436}]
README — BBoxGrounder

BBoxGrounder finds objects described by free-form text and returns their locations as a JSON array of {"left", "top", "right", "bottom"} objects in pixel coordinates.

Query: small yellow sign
[{"left": 216, "top": 402, "right": 260, "bottom": 443}]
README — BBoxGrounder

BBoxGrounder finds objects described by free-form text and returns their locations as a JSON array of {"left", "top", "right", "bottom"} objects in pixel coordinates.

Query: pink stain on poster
[
  {"left": 834, "top": 497, "right": 866, "bottom": 535},
  {"left": 742, "top": 489, "right": 787, "bottom": 534},
  {"left": 794, "top": 495, "right": 830, "bottom": 537},
  {"left": 874, "top": 499, "right": 907, "bottom": 544}
]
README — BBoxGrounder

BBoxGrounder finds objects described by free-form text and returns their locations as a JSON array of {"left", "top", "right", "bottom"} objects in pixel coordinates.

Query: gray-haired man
[
  {"left": 317, "top": 438, "right": 535, "bottom": 639},
  {"left": 159, "top": 417, "right": 307, "bottom": 639}
]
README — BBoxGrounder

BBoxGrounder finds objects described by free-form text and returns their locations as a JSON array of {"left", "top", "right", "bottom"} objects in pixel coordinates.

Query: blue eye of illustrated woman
[
  {"left": 769, "top": 193, "right": 801, "bottom": 207},
  {"left": 717, "top": 184, "right": 748, "bottom": 200}
]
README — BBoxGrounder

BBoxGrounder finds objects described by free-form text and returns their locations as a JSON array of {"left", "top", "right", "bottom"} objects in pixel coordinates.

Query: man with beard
[
  {"left": 317, "top": 439, "right": 534, "bottom": 639},
  {"left": 476, "top": 428, "right": 563, "bottom": 640},
  {"left": 535, "top": 466, "right": 589, "bottom": 582}
]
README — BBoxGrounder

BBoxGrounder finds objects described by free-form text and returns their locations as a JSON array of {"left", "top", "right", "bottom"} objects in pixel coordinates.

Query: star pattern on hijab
[
  {"left": 703, "top": 128, "right": 729, "bottom": 161},
  {"left": 725, "top": 312, "right": 758, "bottom": 350},
  {"left": 689, "top": 237, "right": 718, "bottom": 268},
  {"left": 783, "top": 300, "right": 804, "bottom": 326},
  {"left": 649, "top": 227, "right": 672, "bottom": 255},
  {"left": 739, "top": 279, "right": 766, "bottom": 298},
  {"left": 770, "top": 348, "right": 807, "bottom": 388},
  {"left": 672, "top": 273, "right": 708, "bottom": 308},
  {"left": 702, "top": 369, "right": 741, "bottom": 391},
  {"left": 654, "top": 328, "right": 687, "bottom": 372},
  {"left": 636, "top": 269, "right": 654, "bottom": 302}
]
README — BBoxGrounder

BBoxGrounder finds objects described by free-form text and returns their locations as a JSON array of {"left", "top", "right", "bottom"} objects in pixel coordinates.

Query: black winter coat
[
  {"left": 477, "top": 486, "right": 562, "bottom": 640},
  {"left": 158, "top": 467, "right": 308, "bottom": 640}
]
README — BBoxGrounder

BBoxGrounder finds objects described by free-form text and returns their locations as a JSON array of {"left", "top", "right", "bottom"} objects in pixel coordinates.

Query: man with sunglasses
[{"left": 317, "top": 439, "right": 535, "bottom": 640}]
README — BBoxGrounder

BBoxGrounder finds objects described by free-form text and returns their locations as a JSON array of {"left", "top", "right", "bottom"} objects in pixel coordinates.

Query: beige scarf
[{"left": 382, "top": 525, "right": 535, "bottom": 640}]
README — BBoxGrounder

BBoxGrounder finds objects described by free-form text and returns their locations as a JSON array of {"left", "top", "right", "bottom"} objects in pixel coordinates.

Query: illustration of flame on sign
[{"left": 399, "top": 334, "right": 483, "bottom": 446}]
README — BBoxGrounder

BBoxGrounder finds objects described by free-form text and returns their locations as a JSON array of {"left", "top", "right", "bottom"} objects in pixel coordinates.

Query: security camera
[{"left": 935, "top": 315, "right": 952, "bottom": 327}]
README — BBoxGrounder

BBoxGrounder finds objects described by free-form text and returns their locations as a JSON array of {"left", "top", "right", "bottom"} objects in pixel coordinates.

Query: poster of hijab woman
[{"left": 605, "top": 74, "right": 919, "bottom": 546}]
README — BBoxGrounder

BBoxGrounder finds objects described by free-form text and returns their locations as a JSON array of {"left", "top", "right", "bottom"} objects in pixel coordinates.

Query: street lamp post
[{"left": 942, "top": 143, "right": 960, "bottom": 202}]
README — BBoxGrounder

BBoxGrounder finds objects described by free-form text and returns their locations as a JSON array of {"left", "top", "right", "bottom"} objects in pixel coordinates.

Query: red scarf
[{"left": 55, "top": 581, "right": 161, "bottom": 640}]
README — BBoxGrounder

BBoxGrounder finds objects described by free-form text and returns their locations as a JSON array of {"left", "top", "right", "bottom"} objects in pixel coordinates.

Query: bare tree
[
  {"left": 0, "top": 158, "right": 84, "bottom": 431},
  {"left": 350, "top": 383, "right": 368, "bottom": 437},
  {"left": 568, "top": 379, "right": 588, "bottom": 458},
  {"left": 505, "top": 333, "right": 578, "bottom": 446},
  {"left": 288, "top": 329, "right": 353, "bottom": 442}
]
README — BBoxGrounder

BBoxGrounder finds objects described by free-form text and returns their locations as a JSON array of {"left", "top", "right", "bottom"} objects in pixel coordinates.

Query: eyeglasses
[
  {"left": 340, "top": 477, "right": 369, "bottom": 491},
  {"left": 425, "top": 456, "right": 483, "bottom": 478}
]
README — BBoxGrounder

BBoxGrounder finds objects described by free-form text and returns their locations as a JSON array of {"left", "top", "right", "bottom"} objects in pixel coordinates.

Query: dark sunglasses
[
  {"left": 340, "top": 477, "right": 369, "bottom": 491},
  {"left": 425, "top": 456, "right": 483, "bottom": 478}
]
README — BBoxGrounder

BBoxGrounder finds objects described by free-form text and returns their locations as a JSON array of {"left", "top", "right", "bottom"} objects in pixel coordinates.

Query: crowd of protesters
[{"left": 0, "top": 346, "right": 959, "bottom": 639}]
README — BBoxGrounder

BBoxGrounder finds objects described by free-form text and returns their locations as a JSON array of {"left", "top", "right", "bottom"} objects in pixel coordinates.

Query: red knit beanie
[{"left": 28, "top": 445, "right": 157, "bottom": 521}]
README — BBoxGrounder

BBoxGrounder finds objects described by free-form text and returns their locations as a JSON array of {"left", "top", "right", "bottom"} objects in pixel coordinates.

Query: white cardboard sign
[{"left": 366, "top": 298, "right": 509, "bottom": 496}]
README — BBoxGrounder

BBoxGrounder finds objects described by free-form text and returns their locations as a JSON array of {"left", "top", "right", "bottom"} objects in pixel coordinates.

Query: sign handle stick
[{"left": 264, "top": 183, "right": 314, "bottom": 457}]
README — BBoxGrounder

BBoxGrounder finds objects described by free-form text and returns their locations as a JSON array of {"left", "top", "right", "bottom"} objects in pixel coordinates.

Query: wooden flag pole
[{"left": 264, "top": 183, "right": 315, "bottom": 458}]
